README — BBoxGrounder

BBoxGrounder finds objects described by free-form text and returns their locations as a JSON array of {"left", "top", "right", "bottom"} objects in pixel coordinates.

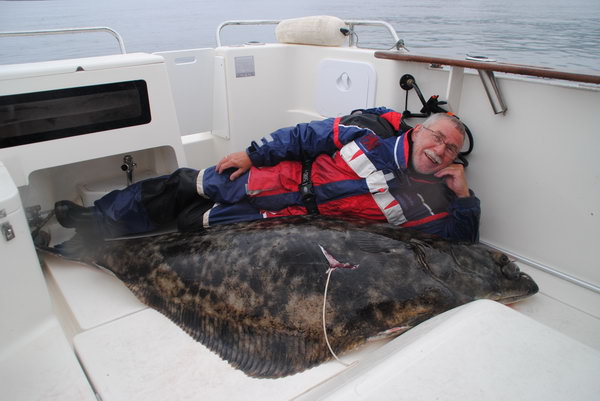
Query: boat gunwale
[{"left": 374, "top": 50, "right": 600, "bottom": 85}]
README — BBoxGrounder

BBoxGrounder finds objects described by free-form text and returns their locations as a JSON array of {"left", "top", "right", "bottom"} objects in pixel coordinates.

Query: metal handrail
[
  {"left": 216, "top": 19, "right": 402, "bottom": 49},
  {"left": 0, "top": 27, "right": 127, "bottom": 54},
  {"left": 344, "top": 20, "right": 401, "bottom": 48},
  {"left": 216, "top": 20, "right": 279, "bottom": 47}
]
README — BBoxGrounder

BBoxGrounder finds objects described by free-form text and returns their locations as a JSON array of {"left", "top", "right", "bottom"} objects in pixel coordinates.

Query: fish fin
[
  {"left": 408, "top": 239, "right": 452, "bottom": 286},
  {"left": 349, "top": 231, "right": 399, "bottom": 254},
  {"left": 367, "top": 326, "right": 412, "bottom": 342},
  {"left": 35, "top": 233, "right": 97, "bottom": 262},
  {"left": 131, "top": 287, "right": 330, "bottom": 378}
]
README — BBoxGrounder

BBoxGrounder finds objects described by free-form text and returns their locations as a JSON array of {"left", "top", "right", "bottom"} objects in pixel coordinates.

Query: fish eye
[
  {"left": 501, "top": 262, "right": 521, "bottom": 280},
  {"left": 490, "top": 251, "right": 511, "bottom": 266}
]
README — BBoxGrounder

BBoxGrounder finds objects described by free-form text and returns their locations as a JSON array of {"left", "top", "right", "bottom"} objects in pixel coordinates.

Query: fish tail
[{"left": 39, "top": 233, "right": 100, "bottom": 263}]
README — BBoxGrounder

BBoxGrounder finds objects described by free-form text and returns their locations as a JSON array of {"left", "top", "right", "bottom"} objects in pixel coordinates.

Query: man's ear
[{"left": 413, "top": 124, "right": 423, "bottom": 137}]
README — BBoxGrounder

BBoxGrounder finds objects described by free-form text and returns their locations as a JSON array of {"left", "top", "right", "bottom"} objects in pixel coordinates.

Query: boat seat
[
  {"left": 296, "top": 299, "right": 600, "bottom": 401},
  {"left": 1, "top": 320, "right": 96, "bottom": 401},
  {"left": 73, "top": 308, "right": 371, "bottom": 401},
  {"left": 43, "top": 252, "right": 146, "bottom": 331},
  {"left": 71, "top": 298, "right": 600, "bottom": 400}
]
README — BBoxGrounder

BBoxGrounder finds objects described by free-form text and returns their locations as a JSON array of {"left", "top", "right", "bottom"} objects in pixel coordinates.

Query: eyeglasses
[{"left": 421, "top": 126, "right": 460, "bottom": 158}]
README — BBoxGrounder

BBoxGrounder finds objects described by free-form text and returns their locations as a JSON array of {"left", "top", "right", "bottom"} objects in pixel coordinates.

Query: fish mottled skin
[{"left": 56, "top": 216, "right": 538, "bottom": 378}]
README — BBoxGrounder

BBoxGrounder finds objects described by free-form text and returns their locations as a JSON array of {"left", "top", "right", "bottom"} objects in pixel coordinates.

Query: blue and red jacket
[{"left": 199, "top": 107, "right": 480, "bottom": 242}]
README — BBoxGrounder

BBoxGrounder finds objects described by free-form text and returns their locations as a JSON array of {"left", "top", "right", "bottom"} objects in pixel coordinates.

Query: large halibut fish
[{"left": 50, "top": 216, "right": 538, "bottom": 378}]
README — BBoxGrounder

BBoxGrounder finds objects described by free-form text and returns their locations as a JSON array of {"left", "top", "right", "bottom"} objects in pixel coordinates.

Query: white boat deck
[
  {"left": 41, "top": 249, "right": 378, "bottom": 401},
  {"left": 295, "top": 299, "right": 600, "bottom": 401},
  {"left": 38, "top": 237, "right": 600, "bottom": 401},
  {"left": 511, "top": 264, "right": 600, "bottom": 351},
  {"left": 0, "top": 319, "right": 96, "bottom": 401}
]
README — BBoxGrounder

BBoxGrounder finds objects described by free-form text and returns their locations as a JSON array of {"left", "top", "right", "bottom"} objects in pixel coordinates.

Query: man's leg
[
  {"left": 196, "top": 166, "right": 249, "bottom": 203},
  {"left": 179, "top": 199, "right": 263, "bottom": 229},
  {"left": 56, "top": 168, "right": 208, "bottom": 237},
  {"left": 177, "top": 167, "right": 254, "bottom": 231},
  {"left": 176, "top": 200, "right": 214, "bottom": 232}
]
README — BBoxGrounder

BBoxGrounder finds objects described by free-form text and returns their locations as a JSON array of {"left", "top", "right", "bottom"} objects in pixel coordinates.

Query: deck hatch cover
[{"left": 0, "top": 80, "right": 151, "bottom": 148}]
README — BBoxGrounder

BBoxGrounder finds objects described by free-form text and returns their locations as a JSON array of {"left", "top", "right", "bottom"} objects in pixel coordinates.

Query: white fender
[{"left": 275, "top": 16, "right": 348, "bottom": 47}]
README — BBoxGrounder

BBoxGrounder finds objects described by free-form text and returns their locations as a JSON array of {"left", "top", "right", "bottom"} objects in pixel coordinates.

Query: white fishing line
[{"left": 322, "top": 267, "right": 352, "bottom": 367}]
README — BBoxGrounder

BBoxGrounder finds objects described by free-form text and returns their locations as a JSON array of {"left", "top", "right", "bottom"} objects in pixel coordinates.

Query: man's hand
[
  {"left": 434, "top": 164, "right": 470, "bottom": 198},
  {"left": 216, "top": 151, "right": 253, "bottom": 181}
]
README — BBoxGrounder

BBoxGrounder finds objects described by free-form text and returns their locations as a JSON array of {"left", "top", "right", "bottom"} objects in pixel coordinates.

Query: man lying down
[{"left": 54, "top": 107, "right": 480, "bottom": 242}]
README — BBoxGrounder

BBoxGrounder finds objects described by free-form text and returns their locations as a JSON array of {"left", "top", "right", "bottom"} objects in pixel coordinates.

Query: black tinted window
[{"left": 0, "top": 80, "right": 151, "bottom": 148}]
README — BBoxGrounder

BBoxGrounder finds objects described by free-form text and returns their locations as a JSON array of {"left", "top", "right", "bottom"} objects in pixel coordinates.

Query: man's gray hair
[{"left": 422, "top": 113, "right": 466, "bottom": 139}]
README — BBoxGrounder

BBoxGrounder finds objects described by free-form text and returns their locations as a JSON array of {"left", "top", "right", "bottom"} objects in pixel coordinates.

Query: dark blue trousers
[{"left": 93, "top": 168, "right": 210, "bottom": 236}]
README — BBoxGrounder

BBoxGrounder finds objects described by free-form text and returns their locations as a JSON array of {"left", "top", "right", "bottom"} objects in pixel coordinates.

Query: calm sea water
[{"left": 1, "top": 0, "right": 599, "bottom": 73}]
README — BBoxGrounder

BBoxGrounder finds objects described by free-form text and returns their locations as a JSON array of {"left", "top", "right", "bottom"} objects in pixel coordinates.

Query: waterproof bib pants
[{"left": 93, "top": 167, "right": 257, "bottom": 237}]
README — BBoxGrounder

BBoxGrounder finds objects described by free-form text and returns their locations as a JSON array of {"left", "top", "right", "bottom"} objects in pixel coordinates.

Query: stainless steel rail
[
  {"left": 215, "top": 20, "right": 278, "bottom": 47},
  {"left": 216, "top": 19, "right": 402, "bottom": 48},
  {"left": 344, "top": 20, "right": 401, "bottom": 48},
  {"left": 0, "top": 27, "right": 127, "bottom": 54}
]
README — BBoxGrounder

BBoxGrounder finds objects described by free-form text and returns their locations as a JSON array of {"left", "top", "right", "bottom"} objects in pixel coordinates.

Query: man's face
[{"left": 410, "top": 119, "right": 464, "bottom": 175}]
